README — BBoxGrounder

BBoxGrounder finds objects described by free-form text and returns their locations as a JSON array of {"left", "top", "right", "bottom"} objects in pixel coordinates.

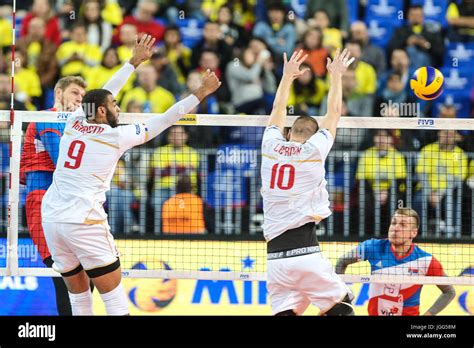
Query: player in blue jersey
[{"left": 336, "top": 208, "right": 455, "bottom": 315}]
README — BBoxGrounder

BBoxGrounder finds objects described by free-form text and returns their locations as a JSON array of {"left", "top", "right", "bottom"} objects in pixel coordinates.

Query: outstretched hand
[
  {"left": 194, "top": 69, "right": 222, "bottom": 101},
  {"left": 129, "top": 34, "right": 156, "bottom": 68},
  {"left": 283, "top": 50, "right": 309, "bottom": 80},
  {"left": 326, "top": 48, "right": 355, "bottom": 76}
]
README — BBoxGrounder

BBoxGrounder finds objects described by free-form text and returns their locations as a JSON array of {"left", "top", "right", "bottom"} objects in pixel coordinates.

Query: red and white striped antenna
[{"left": 9, "top": 0, "right": 16, "bottom": 125}]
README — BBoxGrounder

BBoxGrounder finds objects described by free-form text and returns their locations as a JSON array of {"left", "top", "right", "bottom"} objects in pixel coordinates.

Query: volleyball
[
  {"left": 409, "top": 66, "right": 444, "bottom": 101},
  {"left": 128, "top": 262, "right": 177, "bottom": 312}
]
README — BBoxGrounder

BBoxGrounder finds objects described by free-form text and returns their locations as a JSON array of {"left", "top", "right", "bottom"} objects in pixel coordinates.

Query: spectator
[
  {"left": 0, "top": 73, "right": 27, "bottom": 111},
  {"left": 196, "top": 50, "right": 231, "bottom": 102},
  {"left": 149, "top": 51, "right": 183, "bottom": 96},
  {"left": 378, "top": 48, "right": 412, "bottom": 97},
  {"left": 80, "top": 0, "right": 113, "bottom": 53},
  {"left": 113, "top": 0, "right": 165, "bottom": 45},
  {"left": 20, "top": 0, "right": 61, "bottom": 47},
  {"left": 85, "top": 47, "right": 133, "bottom": 99},
  {"left": 350, "top": 21, "right": 386, "bottom": 76},
  {"left": 373, "top": 72, "right": 416, "bottom": 117},
  {"left": 150, "top": 126, "right": 200, "bottom": 234},
  {"left": 345, "top": 41, "right": 377, "bottom": 96},
  {"left": 56, "top": 22, "right": 103, "bottom": 77},
  {"left": 356, "top": 129, "right": 408, "bottom": 233},
  {"left": 415, "top": 130, "right": 469, "bottom": 234},
  {"left": 120, "top": 64, "right": 176, "bottom": 113},
  {"left": 183, "top": 71, "right": 220, "bottom": 148},
  {"left": 191, "top": 21, "right": 233, "bottom": 71},
  {"left": 161, "top": 26, "right": 192, "bottom": 85},
  {"left": 0, "top": 5, "right": 12, "bottom": 49},
  {"left": 297, "top": 28, "right": 328, "bottom": 78},
  {"left": 106, "top": 159, "right": 136, "bottom": 235},
  {"left": 252, "top": 2, "right": 296, "bottom": 58},
  {"left": 305, "top": 0, "right": 349, "bottom": 33},
  {"left": 117, "top": 23, "right": 138, "bottom": 63},
  {"left": 446, "top": 0, "right": 474, "bottom": 42},
  {"left": 217, "top": 5, "right": 248, "bottom": 51},
  {"left": 287, "top": 63, "right": 325, "bottom": 116},
  {"left": 202, "top": 0, "right": 255, "bottom": 29},
  {"left": 162, "top": 175, "right": 206, "bottom": 234},
  {"left": 388, "top": 5, "right": 444, "bottom": 68},
  {"left": 226, "top": 46, "right": 276, "bottom": 115},
  {"left": 17, "top": 16, "right": 58, "bottom": 108},
  {"left": 6, "top": 49, "right": 41, "bottom": 110},
  {"left": 308, "top": 9, "right": 342, "bottom": 53}
]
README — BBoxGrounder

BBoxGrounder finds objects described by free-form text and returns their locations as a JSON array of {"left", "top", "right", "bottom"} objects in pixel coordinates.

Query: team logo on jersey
[
  {"left": 135, "top": 124, "right": 141, "bottom": 135},
  {"left": 408, "top": 268, "right": 419, "bottom": 274}
]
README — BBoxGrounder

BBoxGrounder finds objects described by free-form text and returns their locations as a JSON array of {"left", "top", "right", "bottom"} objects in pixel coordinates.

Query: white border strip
[
  {"left": 13, "top": 268, "right": 474, "bottom": 285},
  {"left": 1, "top": 111, "right": 474, "bottom": 130}
]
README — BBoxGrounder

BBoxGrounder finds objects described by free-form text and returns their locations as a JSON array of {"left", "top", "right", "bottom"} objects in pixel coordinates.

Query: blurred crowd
[{"left": 1, "top": 0, "right": 474, "bottom": 236}]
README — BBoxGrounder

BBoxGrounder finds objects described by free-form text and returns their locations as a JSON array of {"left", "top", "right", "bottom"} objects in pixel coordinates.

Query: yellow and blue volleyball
[
  {"left": 128, "top": 261, "right": 177, "bottom": 312},
  {"left": 409, "top": 66, "right": 444, "bottom": 101}
]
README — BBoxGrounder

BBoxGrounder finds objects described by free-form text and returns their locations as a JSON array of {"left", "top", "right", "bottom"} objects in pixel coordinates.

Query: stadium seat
[
  {"left": 410, "top": 0, "right": 449, "bottom": 27},
  {"left": 365, "top": 17, "right": 402, "bottom": 48},
  {"left": 366, "top": 0, "right": 404, "bottom": 19},
  {"left": 443, "top": 42, "right": 474, "bottom": 71},
  {"left": 440, "top": 67, "right": 474, "bottom": 97},
  {"left": 432, "top": 92, "right": 472, "bottom": 118},
  {"left": 347, "top": 0, "right": 359, "bottom": 24},
  {"left": 175, "top": 18, "right": 205, "bottom": 49},
  {"left": 204, "top": 144, "right": 258, "bottom": 208}
]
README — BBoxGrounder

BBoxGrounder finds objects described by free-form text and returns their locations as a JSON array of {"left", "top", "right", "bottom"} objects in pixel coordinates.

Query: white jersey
[
  {"left": 42, "top": 113, "right": 148, "bottom": 224},
  {"left": 260, "top": 126, "right": 334, "bottom": 241}
]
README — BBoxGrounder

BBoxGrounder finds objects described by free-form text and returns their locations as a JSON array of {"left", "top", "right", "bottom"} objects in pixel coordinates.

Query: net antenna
[{"left": 5, "top": 0, "right": 19, "bottom": 277}]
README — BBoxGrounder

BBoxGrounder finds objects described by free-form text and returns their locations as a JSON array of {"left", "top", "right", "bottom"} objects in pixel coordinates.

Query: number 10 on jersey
[{"left": 270, "top": 163, "right": 295, "bottom": 190}]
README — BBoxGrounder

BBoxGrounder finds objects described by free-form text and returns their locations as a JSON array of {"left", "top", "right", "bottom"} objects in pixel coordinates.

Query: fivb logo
[
  {"left": 417, "top": 119, "right": 435, "bottom": 128},
  {"left": 18, "top": 322, "right": 55, "bottom": 341}
]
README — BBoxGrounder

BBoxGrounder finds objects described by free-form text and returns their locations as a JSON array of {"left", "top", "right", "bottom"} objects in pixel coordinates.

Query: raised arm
[
  {"left": 144, "top": 70, "right": 221, "bottom": 139},
  {"left": 319, "top": 48, "right": 355, "bottom": 138},
  {"left": 335, "top": 247, "right": 359, "bottom": 274},
  {"left": 102, "top": 34, "right": 156, "bottom": 97},
  {"left": 267, "top": 50, "right": 309, "bottom": 132}
]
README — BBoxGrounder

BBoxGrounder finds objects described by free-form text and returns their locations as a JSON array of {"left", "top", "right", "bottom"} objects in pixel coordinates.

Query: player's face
[
  {"left": 104, "top": 94, "right": 120, "bottom": 128},
  {"left": 388, "top": 214, "right": 417, "bottom": 246},
  {"left": 58, "top": 84, "right": 86, "bottom": 111}
]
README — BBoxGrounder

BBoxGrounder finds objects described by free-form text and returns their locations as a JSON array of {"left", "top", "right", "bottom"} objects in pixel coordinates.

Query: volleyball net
[{"left": 0, "top": 110, "right": 473, "bottom": 285}]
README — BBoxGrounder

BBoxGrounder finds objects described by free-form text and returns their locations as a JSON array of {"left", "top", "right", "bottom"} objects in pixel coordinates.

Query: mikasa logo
[{"left": 18, "top": 322, "right": 55, "bottom": 341}]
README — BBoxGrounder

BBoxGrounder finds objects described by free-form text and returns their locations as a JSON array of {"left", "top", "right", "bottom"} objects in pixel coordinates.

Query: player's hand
[
  {"left": 283, "top": 50, "right": 309, "bottom": 80},
  {"left": 129, "top": 34, "right": 156, "bottom": 68},
  {"left": 326, "top": 48, "right": 355, "bottom": 77},
  {"left": 194, "top": 69, "right": 221, "bottom": 101}
]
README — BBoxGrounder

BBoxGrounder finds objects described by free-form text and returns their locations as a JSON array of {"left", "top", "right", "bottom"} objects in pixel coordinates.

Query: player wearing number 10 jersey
[
  {"left": 41, "top": 69, "right": 221, "bottom": 315},
  {"left": 261, "top": 49, "right": 355, "bottom": 316}
]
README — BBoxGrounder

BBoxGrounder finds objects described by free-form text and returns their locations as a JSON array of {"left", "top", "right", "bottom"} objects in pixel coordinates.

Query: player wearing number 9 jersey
[
  {"left": 261, "top": 49, "right": 356, "bottom": 316},
  {"left": 41, "top": 69, "right": 221, "bottom": 316}
]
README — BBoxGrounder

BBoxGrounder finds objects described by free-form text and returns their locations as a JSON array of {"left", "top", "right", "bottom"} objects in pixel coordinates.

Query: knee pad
[
  {"left": 275, "top": 309, "right": 297, "bottom": 316},
  {"left": 324, "top": 294, "right": 354, "bottom": 316},
  {"left": 68, "top": 290, "right": 93, "bottom": 316},
  {"left": 100, "top": 282, "right": 129, "bottom": 315}
]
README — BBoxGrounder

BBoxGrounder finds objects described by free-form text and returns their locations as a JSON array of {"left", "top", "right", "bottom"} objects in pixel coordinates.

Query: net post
[{"left": 6, "top": 112, "right": 21, "bottom": 276}]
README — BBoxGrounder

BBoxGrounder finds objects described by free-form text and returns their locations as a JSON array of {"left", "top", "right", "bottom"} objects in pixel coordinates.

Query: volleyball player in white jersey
[
  {"left": 41, "top": 69, "right": 221, "bottom": 315},
  {"left": 261, "top": 49, "right": 355, "bottom": 316}
]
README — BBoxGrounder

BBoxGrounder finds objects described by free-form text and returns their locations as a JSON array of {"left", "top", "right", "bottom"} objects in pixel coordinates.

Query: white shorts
[
  {"left": 267, "top": 252, "right": 351, "bottom": 315},
  {"left": 42, "top": 221, "right": 120, "bottom": 275}
]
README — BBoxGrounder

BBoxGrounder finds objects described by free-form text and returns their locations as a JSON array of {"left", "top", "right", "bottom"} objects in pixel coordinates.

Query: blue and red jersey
[
  {"left": 20, "top": 108, "right": 64, "bottom": 192},
  {"left": 357, "top": 239, "right": 445, "bottom": 316}
]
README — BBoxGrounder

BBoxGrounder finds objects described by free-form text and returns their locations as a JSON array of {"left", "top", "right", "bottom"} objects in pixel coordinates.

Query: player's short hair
[
  {"left": 54, "top": 76, "right": 87, "bottom": 92},
  {"left": 394, "top": 207, "right": 420, "bottom": 229},
  {"left": 291, "top": 115, "right": 319, "bottom": 138},
  {"left": 82, "top": 89, "right": 112, "bottom": 119}
]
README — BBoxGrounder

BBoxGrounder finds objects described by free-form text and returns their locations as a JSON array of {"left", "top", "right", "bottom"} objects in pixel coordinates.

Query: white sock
[
  {"left": 68, "top": 290, "right": 93, "bottom": 315},
  {"left": 100, "top": 283, "right": 129, "bottom": 315}
]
